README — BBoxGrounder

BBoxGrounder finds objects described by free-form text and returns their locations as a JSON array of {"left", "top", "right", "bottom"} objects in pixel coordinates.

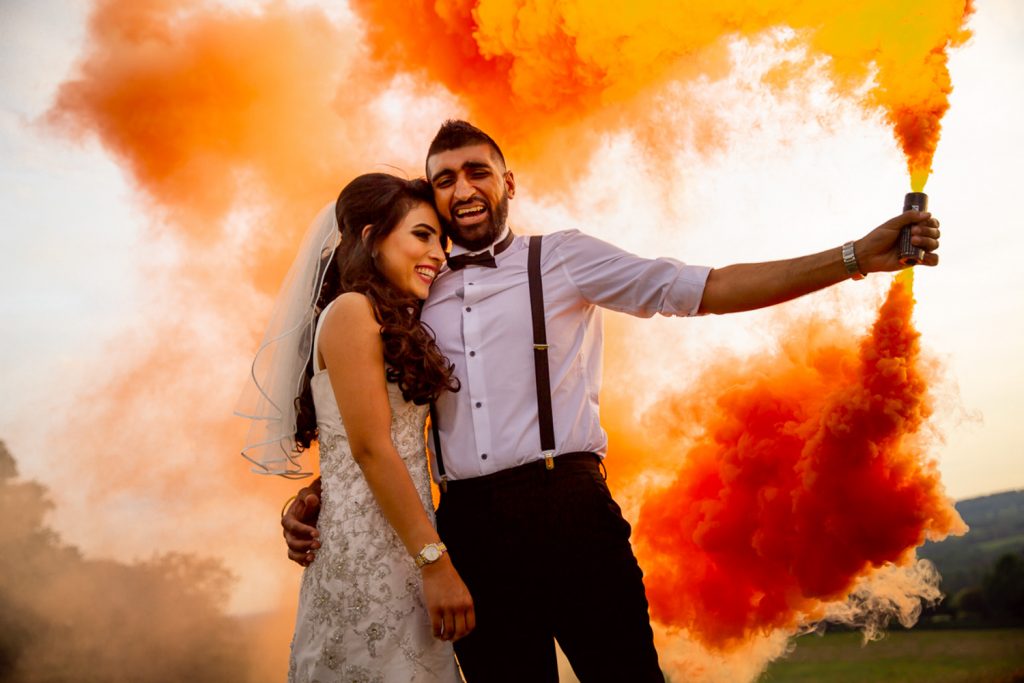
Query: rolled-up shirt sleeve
[{"left": 553, "top": 229, "right": 711, "bottom": 317}]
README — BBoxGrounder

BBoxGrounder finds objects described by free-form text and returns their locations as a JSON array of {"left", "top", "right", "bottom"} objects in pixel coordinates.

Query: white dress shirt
[{"left": 422, "top": 229, "right": 711, "bottom": 481}]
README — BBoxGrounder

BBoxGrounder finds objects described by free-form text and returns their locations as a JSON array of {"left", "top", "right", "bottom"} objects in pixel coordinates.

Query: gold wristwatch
[{"left": 414, "top": 542, "right": 447, "bottom": 568}]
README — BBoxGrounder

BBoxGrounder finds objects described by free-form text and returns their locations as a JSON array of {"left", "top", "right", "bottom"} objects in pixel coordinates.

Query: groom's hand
[
  {"left": 855, "top": 210, "right": 940, "bottom": 274},
  {"left": 282, "top": 478, "right": 322, "bottom": 567}
]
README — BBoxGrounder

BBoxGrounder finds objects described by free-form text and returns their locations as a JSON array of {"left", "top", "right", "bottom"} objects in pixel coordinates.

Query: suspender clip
[
  {"left": 543, "top": 450, "right": 555, "bottom": 470},
  {"left": 533, "top": 343, "right": 549, "bottom": 350}
]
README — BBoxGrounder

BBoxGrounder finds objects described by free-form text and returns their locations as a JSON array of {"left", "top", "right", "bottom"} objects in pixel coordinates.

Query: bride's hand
[{"left": 421, "top": 558, "right": 475, "bottom": 642}]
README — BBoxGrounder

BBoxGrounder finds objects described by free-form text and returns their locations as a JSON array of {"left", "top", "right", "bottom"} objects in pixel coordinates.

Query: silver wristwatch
[
  {"left": 842, "top": 241, "right": 865, "bottom": 280},
  {"left": 414, "top": 542, "right": 447, "bottom": 568}
]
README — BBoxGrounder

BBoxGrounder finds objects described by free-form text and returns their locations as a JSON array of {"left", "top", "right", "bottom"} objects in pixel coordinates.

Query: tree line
[
  {"left": 918, "top": 489, "right": 1024, "bottom": 627},
  {"left": 0, "top": 440, "right": 258, "bottom": 682}
]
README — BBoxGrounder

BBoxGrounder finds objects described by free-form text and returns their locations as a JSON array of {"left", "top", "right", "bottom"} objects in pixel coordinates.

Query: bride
[{"left": 237, "top": 173, "right": 473, "bottom": 681}]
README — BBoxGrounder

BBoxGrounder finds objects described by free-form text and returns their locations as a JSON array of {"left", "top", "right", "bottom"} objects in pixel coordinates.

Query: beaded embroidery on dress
[{"left": 288, "top": 314, "right": 460, "bottom": 682}]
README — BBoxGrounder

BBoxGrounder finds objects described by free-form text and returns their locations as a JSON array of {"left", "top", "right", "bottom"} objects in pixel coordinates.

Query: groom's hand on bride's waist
[{"left": 283, "top": 478, "right": 322, "bottom": 567}]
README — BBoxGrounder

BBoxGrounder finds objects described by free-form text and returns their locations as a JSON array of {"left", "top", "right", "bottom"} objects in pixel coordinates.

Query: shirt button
[
  {"left": 475, "top": 402, "right": 482, "bottom": 408},
  {"left": 469, "top": 351, "right": 476, "bottom": 357},
  {"left": 465, "top": 306, "right": 472, "bottom": 312},
  {"left": 481, "top": 454, "right": 488, "bottom": 460}
]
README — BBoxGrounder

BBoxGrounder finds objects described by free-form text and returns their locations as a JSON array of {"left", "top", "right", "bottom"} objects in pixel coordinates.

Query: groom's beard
[{"left": 445, "top": 192, "right": 510, "bottom": 252}]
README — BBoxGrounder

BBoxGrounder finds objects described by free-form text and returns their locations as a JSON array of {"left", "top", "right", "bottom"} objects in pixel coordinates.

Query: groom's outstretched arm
[
  {"left": 282, "top": 477, "right": 322, "bottom": 566},
  {"left": 698, "top": 211, "right": 940, "bottom": 315}
]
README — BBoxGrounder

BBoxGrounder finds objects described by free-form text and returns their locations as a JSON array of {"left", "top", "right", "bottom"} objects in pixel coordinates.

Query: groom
[{"left": 283, "top": 120, "right": 941, "bottom": 681}]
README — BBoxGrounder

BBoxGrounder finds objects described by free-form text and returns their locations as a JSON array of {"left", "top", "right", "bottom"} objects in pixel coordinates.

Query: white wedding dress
[{"left": 288, "top": 311, "right": 461, "bottom": 682}]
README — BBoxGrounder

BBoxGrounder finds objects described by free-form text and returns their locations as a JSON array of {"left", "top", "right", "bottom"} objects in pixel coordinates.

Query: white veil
[{"left": 235, "top": 202, "right": 340, "bottom": 478}]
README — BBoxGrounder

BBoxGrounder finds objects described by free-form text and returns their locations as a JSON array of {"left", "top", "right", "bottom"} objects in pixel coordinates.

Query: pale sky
[{"left": 1, "top": 0, "right": 1022, "bottom": 614}]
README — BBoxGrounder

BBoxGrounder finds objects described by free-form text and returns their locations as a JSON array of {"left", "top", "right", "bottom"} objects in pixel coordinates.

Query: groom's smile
[{"left": 452, "top": 201, "right": 488, "bottom": 225}]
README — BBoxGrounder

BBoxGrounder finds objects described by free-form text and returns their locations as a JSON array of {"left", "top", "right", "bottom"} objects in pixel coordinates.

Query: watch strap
[{"left": 842, "top": 241, "right": 865, "bottom": 280}]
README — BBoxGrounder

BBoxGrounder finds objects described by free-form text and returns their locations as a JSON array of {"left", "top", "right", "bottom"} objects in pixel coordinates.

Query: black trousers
[{"left": 435, "top": 453, "right": 664, "bottom": 683}]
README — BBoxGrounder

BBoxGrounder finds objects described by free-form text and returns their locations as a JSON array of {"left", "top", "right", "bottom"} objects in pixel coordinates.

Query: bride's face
[{"left": 373, "top": 202, "right": 445, "bottom": 300}]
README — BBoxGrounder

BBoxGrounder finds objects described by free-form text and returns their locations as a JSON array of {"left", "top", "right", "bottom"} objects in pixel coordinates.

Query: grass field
[{"left": 757, "top": 629, "right": 1024, "bottom": 683}]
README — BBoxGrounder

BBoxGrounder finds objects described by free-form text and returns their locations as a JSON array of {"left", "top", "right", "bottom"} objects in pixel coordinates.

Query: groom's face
[{"left": 427, "top": 143, "right": 515, "bottom": 251}]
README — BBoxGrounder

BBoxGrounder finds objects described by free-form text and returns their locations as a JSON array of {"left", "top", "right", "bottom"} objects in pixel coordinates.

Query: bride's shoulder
[{"left": 321, "top": 292, "right": 377, "bottom": 335}]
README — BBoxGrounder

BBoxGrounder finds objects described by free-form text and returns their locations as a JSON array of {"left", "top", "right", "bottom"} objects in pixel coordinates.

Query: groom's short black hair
[{"left": 426, "top": 120, "right": 506, "bottom": 171}]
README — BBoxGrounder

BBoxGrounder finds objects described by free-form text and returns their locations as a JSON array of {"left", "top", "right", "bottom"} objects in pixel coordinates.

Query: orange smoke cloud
[
  {"left": 47, "top": 0, "right": 416, "bottom": 286},
  {"left": 50, "top": 0, "right": 974, "bottom": 231},
  {"left": 836, "top": 0, "right": 976, "bottom": 190},
  {"left": 353, "top": 0, "right": 973, "bottom": 188},
  {"left": 51, "top": 1, "right": 334, "bottom": 219},
  {"left": 630, "top": 272, "right": 965, "bottom": 650}
]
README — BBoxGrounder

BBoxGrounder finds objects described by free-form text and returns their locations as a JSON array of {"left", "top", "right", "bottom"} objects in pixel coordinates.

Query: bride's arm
[{"left": 320, "top": 292, "right": 474, "bottom": 642}]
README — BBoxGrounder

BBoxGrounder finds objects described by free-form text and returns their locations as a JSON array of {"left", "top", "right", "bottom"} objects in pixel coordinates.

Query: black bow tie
[
  {"left": 446, "top": 232, "right": 514, "bottom": 271},
  {"left": 446, "top": 251, "right": 496, "bottom": 270}
]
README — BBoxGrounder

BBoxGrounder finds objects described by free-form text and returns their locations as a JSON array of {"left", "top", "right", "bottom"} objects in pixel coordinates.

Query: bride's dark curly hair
[{"left": 294, "top": 173, "right": 459, "bottom": 449}]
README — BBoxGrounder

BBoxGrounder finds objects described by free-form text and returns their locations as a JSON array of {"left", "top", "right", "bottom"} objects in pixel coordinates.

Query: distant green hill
[{"left": 919, "top": 489, "right": 1024, "bottom": 598}]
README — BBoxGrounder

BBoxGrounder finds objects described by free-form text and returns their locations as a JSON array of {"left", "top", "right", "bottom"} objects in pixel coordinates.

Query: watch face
[{"left": 423, "top": 546, "right": 441, "bottom": 562}]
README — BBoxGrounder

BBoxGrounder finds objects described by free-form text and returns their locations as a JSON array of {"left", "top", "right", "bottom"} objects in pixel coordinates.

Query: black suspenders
[
  {"left": 528, "top": 235, "right": 557, "bottom": 468},
  {"left": 430, "top": 235, "right": 555, "bottom": 492}
]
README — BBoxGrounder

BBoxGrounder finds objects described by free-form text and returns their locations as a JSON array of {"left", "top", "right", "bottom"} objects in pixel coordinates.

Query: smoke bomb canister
[{"left": 899, "top": 192, "right": 928, "bottom": 265}]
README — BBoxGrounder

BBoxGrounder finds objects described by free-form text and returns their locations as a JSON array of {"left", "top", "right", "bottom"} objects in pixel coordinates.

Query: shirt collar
[{"left": 448, "top": 225, "right": 511, "bottom": 258}]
